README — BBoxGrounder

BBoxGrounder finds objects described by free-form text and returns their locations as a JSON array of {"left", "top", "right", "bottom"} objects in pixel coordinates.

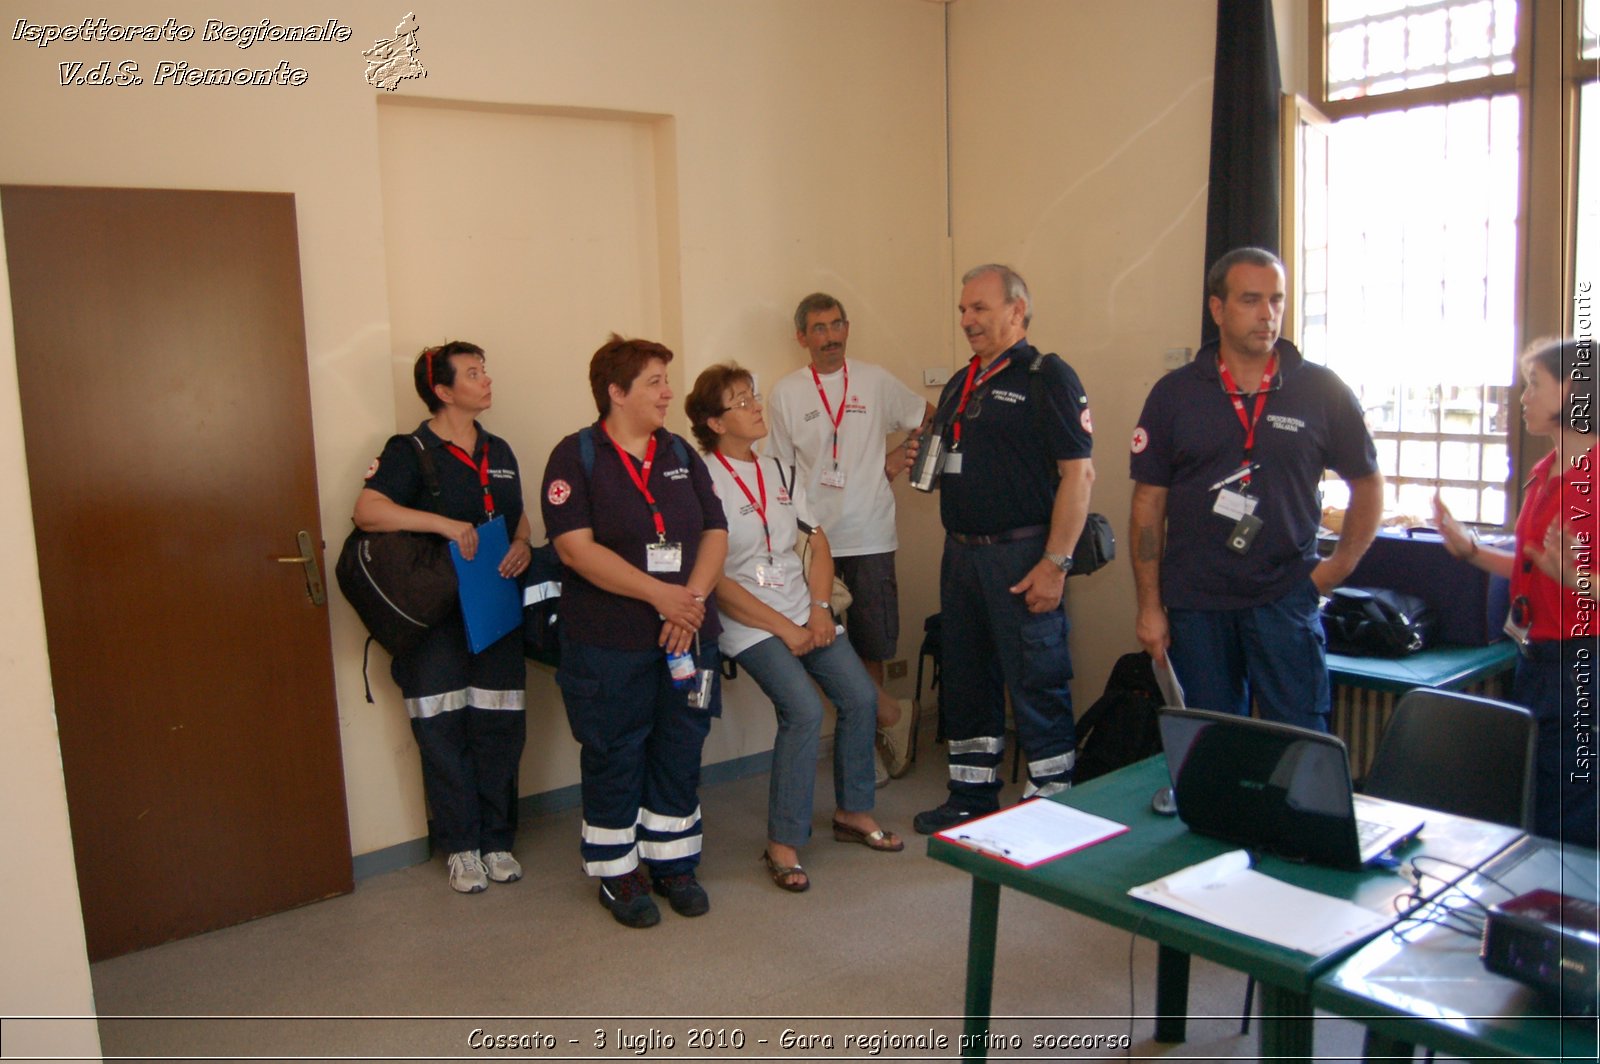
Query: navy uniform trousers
[
  {"left": 556, "top": 639, "right": 720, "bottom": 878},
  {"left": 392, "top": 611, "right": 526, "bottom": 855},
  {"left": 939, "top": 534, "right": 1077, "bottom": 808}
]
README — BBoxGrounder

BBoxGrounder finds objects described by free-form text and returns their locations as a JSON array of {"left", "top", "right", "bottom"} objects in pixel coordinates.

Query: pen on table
[
  {"left": 1208, "top": 463, "right": 1259, "bottom": 492},
  {"left": 956, "top": 834, "right": 1011, "bottom": 857}
]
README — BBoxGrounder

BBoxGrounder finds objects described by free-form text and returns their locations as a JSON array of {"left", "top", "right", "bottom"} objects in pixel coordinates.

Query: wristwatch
[{"left": 1044, "top": 551, "right": 1073, "bottom": 573}]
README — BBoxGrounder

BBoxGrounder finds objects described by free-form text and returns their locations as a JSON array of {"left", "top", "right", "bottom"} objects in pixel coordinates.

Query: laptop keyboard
[{"left": 1355, "top": 817, "right": 1390, "bottom": 849}]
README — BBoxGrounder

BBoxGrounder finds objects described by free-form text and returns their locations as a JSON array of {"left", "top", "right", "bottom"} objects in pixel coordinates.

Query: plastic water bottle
[{"left": 666, "top": 648, "right": 697, "bottom": 689}]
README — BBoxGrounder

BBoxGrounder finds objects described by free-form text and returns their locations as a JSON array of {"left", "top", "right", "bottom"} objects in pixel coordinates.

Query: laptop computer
[{"left": 1157, "top": 707, "right": 1425, "bottom": 871}]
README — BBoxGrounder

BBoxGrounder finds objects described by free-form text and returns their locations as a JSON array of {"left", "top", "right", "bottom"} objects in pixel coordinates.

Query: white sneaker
[
  {"left": 482, "top": 850, "right": 522, "bottom": 883},
  {"left": 447, "top": 850, "right": 488, "bottom": 894},
  {"left": 873, "top": 745, "right": 890, "bottom": 789}
]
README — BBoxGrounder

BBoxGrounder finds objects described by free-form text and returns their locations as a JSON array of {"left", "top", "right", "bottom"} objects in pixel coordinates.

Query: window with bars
[
  {"left": 1325, "top": 0, "right": 1517, "bottom": 100},
  {"left": 1305, "top": 0, "right": 1522, "bottom": 525}
]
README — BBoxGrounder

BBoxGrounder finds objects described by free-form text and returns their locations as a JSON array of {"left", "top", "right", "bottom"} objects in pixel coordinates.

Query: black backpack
[
  {"left": 1321, "top": 586, "right": 1436, "bottom": 657},
  {"left": 1073, "top": 652, "right": 1164, "bottom": 784},
  {"left": 336, "top": 437, "right": 457, "bottom": 696}
]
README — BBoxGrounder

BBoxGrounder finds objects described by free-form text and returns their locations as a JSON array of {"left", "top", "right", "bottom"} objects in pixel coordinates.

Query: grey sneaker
[
  {"left": 447, "top": 850, "right": 488, "bottom": 893},
  {"left": 482, "top": 850, "right": 522, "bottom": 883}
]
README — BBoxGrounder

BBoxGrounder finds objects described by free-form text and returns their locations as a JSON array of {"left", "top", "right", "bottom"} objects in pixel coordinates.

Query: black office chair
[
  {"left": 1361, "top": 687, "right": 1536, "bottom": 830},
  {"left": 1241, "top": 687, "right": 1537, "bottom": 1039}
]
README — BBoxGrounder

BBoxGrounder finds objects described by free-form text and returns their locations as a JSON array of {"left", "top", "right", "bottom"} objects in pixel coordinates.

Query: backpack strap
[
  {"left": 1028, "top": 352, "right": 1061, "bottom": 481},
  {"left": 578, "top": 425, "right": 596, "bottom": 477},
  {"left": 770, "top": 457, "right": 815, "bottom": 535},
  {"left": 580, "top": 424, "right": 691, "bottom": 475},
  {"left": 407, "top": 433, "right": 443, "bottom": 507}
]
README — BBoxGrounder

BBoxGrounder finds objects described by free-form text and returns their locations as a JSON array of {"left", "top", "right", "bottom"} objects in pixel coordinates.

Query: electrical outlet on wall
[{"left": 886, "top": 660, "right": 907, "bottom": 680}]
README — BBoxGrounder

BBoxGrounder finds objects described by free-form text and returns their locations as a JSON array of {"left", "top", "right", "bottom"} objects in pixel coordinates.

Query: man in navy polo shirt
[
  {"left": 1129, "top": 247, "right": 1384, "bottom": 730},
  {"left": 912, "top": 264, "right": 1096, "bottom": 835}
]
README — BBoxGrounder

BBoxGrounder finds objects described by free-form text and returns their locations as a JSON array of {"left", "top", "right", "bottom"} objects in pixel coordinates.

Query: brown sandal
[
  {"left": 831, "top": 820, "right": 905, "bottom": 852},
  {"left": 760, "top": 850, "right": 810, "bottom": 892}
]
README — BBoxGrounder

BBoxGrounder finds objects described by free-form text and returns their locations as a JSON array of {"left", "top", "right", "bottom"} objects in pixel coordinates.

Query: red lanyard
[
  {"left": 810, "top": 361, "right": 848, "bottom": 467},
  {"left": 443, "top": 439, "right": 495, "bottom": 517},
  {"left": 602, "top": 424, "right": 667, "bottom": 541},
  {"left": 1216, "top": 354, "right": 1277, "bottom": 489},
  {"left": 951, "top": 351, "right": 1012, "bottom": 446},
  {"left": 713, "top": 451, "right": 770, "bottom": 555}
]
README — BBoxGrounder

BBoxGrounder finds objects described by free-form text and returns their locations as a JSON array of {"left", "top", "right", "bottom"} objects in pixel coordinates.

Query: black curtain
[{"left": 1201, "top": 0, "right": 1283, "bottom": 346}]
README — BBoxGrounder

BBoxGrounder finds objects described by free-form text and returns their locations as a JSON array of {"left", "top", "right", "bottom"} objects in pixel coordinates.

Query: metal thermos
[{"left": 908, "top": 427, "right": 945, "bottom": 493}]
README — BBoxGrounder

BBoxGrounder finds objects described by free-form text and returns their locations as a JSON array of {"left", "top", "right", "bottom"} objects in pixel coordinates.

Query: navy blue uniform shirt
[
  {"left": 541, "top": 424, "right": 726, "bottom": 650},
  {"left": 1129, "top": 339, "right": 1377, "bottom": 610},
  {"left": 364, "top": 419, "right": 526, "bottom": 536},
  {"left": 936, "top": 341, "right": 1094, "bottom": 536}
]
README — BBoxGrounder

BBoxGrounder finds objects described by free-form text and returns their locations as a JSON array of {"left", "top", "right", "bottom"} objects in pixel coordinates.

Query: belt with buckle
[{"left": 946, "top": 524, "right": 1048, "bottom": 546}]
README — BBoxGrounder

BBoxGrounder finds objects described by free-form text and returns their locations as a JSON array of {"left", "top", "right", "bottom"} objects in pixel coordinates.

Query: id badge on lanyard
[
  {"left": 754, "top": 557, "right": 786, "bottom": 588},
  {"left": 647, "top": 539, "right": 683, "bottom": 573},
  {"left": 945, "top": 352, "right": 1008, "bottom": 479},
  {"left": 813, "top": 364, "right": 848, "bottom": 489},
  {"left": 604, "top": 425, "right": 683, "bottom": 573}
]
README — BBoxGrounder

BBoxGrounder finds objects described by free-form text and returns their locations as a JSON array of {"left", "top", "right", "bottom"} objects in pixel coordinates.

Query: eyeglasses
[
  {"left": 723, "top": 392, "right": 763, "bottom": 412},
  {"left": 807, "top": 320, "right": 849, "bottom": 336}
]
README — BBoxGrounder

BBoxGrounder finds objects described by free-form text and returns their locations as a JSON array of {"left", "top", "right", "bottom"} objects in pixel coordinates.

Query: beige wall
[
  {"left": 0, "top": 224, "right": 102, "bottom": 1060},
  {"left": 0, "top": 0, "right": 1227, "bottom": 1040},
  {"left": 0, "top": 0, "right": 949, "bottom": 1034},
  {"left": 947, "top": 0, "right": 1217, "bottom": 701}
]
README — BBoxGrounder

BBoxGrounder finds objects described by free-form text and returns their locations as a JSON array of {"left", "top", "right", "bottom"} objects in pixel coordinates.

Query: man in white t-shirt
[{"left": 765, "top": 292, "right": 932, "bottom": 777}]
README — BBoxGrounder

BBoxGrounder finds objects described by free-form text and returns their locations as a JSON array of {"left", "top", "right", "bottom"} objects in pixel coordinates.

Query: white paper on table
[
  {"left": 935, "top": 799, "right": 1128, "bottom": 868},
  {"left": 1128, "top": 850, "right": 1391, "bottom": 955}
]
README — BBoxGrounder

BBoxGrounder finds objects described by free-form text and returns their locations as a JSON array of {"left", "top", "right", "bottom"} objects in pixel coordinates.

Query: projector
[{"left": 1481, "top": 889, "right": 1599, "bottom": 1016}]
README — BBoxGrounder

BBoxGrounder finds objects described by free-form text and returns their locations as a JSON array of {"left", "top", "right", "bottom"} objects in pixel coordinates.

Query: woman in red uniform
[{"left": 1434, "top": 337, "right": 1597, "bottom": 847}]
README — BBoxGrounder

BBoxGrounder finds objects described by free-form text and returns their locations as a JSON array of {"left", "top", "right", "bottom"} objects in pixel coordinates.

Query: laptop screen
[{"left": 1158, "top": 708, "right": 1366, "bottom": 869}]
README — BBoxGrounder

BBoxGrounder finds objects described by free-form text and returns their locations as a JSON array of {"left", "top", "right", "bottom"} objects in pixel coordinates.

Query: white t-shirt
[
  {"left": 763, "top": 359, "right": 926, "bottom": 557},
  {"left": 707, "top": 451, "right": 818, "bottom": 658}
]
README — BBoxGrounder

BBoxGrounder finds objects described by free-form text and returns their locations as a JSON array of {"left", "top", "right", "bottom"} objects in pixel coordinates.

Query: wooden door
[{"left": 2, "top": 185, "right": 352, "bottom": 960}]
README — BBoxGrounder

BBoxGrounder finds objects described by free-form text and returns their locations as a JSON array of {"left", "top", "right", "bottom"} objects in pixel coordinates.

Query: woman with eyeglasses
[
  {"left": 1434, "top": 337, "right": 1597, "bottom": 847},
  {"left": 686, "top": 363, "right": 902, "bottom": 894}
]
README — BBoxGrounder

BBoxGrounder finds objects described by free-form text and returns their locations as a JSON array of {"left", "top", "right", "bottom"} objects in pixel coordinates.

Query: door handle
[{"left": 280, "top": 530, "right": 327, "bottom": 606}]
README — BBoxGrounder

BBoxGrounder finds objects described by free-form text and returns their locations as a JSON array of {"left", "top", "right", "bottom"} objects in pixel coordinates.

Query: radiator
[{"left": 1332, "top": 676, "right": 1509, "bottom": 780}]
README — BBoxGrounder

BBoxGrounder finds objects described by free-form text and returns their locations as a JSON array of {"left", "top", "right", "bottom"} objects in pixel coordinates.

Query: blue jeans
[
  {"left": 1513, "top": 641, "right": 1599, "bottom": 848},
  {"left": 1167, "top": 578, "right": 1330, "bottom": 731},
  {"left": 939, "top": 535, "right": 1076, "bottom": 807},
  {"left": 735, "top": 634, "right": 878, "bottom": 847}
]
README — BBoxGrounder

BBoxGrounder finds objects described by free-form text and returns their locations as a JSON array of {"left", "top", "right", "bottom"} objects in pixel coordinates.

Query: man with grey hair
[
  {"left": 765, "top": 292, "right": 932, "bottom": 779},
  {"left": 1129, "top": 247, "right": 1383, "bottom": 730},
  {"left": 913, "top": 264, "right": 1095, "bottom": 834}
]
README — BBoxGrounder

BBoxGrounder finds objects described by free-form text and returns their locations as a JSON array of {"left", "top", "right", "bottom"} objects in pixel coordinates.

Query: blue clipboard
[{"left": 448, "top": 515, "right": 522, "bottom": 654}]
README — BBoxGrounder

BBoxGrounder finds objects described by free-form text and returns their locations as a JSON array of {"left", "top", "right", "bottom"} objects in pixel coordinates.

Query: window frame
[{"left": 1303, "top": 0, "right": 1591, "bottom": 527}]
